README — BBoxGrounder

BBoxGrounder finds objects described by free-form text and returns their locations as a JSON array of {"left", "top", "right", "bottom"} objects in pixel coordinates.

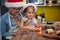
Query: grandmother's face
[
  {"left": 9, "top": 7, "right": 22, "bottom": 16},
  {"left": 25, "top": 7, "right": 35, "bottom": 19}
]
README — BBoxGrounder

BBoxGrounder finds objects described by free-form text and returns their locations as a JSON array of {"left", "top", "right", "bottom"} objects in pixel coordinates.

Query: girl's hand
[
  {"left": 13, "top": 32, "right": 18, "bottom": 36},
  {"left": 22, "top": 17, "right": 28, "bottom": 22}
]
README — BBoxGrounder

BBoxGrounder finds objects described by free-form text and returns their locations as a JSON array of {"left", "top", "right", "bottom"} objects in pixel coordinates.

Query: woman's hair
[{"left": 23, "top": 6, "right": 35, "bottom": 13}]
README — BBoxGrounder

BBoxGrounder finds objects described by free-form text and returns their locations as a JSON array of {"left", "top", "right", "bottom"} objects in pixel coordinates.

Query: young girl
[{"left": 20, "top": 3, "right": 40, "bottom": 31}]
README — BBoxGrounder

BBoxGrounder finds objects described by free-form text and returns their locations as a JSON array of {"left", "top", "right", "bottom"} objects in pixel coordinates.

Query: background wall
[
  {"left": 36, "top": 6, "right": 60, "bottom": 22},
  {"left": 1, "top": 0, "right": 60, "bottom": 22}
]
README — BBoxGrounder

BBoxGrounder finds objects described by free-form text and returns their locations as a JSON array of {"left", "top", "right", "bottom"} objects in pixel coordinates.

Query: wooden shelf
[{"left": 46, "top": 0, "right": 60, "bottom": 6}]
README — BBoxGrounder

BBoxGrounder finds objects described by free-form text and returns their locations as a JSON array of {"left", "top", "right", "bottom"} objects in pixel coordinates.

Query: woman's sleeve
[{"left": 1, "top": 16, "right": 13, "bottom": 37}]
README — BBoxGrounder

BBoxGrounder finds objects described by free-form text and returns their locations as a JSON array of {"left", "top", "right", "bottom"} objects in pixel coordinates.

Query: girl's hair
[{"left": 23, "top": 6, "right": 35, "bottom": 13}]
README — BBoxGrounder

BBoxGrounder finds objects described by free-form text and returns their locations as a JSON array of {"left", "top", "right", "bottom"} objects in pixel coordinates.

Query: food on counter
[
  {"left": 38, "top": 27, "right": 43, "bottom": 36},
  {"left": 46, "top": 29, "right": 54, "bottom": 34},
  {"left": 53, "top": 21, "right": 60, "bottom": 30},
  {"left": 38, "top": 31, "right": 42, "bottom": 36},
  {"left": 56, "top": 30, "right": 60, "bottom": 36}
]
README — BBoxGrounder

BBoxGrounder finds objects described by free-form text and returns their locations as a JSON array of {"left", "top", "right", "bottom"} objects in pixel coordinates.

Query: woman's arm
[{"left": 1, "top": 16, "right": 13, "bottom": 36}]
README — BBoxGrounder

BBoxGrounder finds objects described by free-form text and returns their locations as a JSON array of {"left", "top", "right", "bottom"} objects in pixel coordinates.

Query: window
[{"left": 26, "top": 0, "right": 46, "bottom": 6}]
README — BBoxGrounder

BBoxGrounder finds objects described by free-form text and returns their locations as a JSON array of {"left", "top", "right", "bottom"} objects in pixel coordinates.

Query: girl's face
[{"left": 25, "top": 7, "right": 35, "bottom": 19}]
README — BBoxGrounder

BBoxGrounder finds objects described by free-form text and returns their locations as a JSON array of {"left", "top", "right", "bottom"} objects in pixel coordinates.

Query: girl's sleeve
[{"left": 33, "top": 18, "right": 37, "bottom": 27}]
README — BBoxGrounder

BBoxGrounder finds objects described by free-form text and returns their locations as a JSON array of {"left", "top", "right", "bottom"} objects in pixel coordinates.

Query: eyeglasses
[{"left": 11, "top": 7, "right": 23, "bottom": 10}]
